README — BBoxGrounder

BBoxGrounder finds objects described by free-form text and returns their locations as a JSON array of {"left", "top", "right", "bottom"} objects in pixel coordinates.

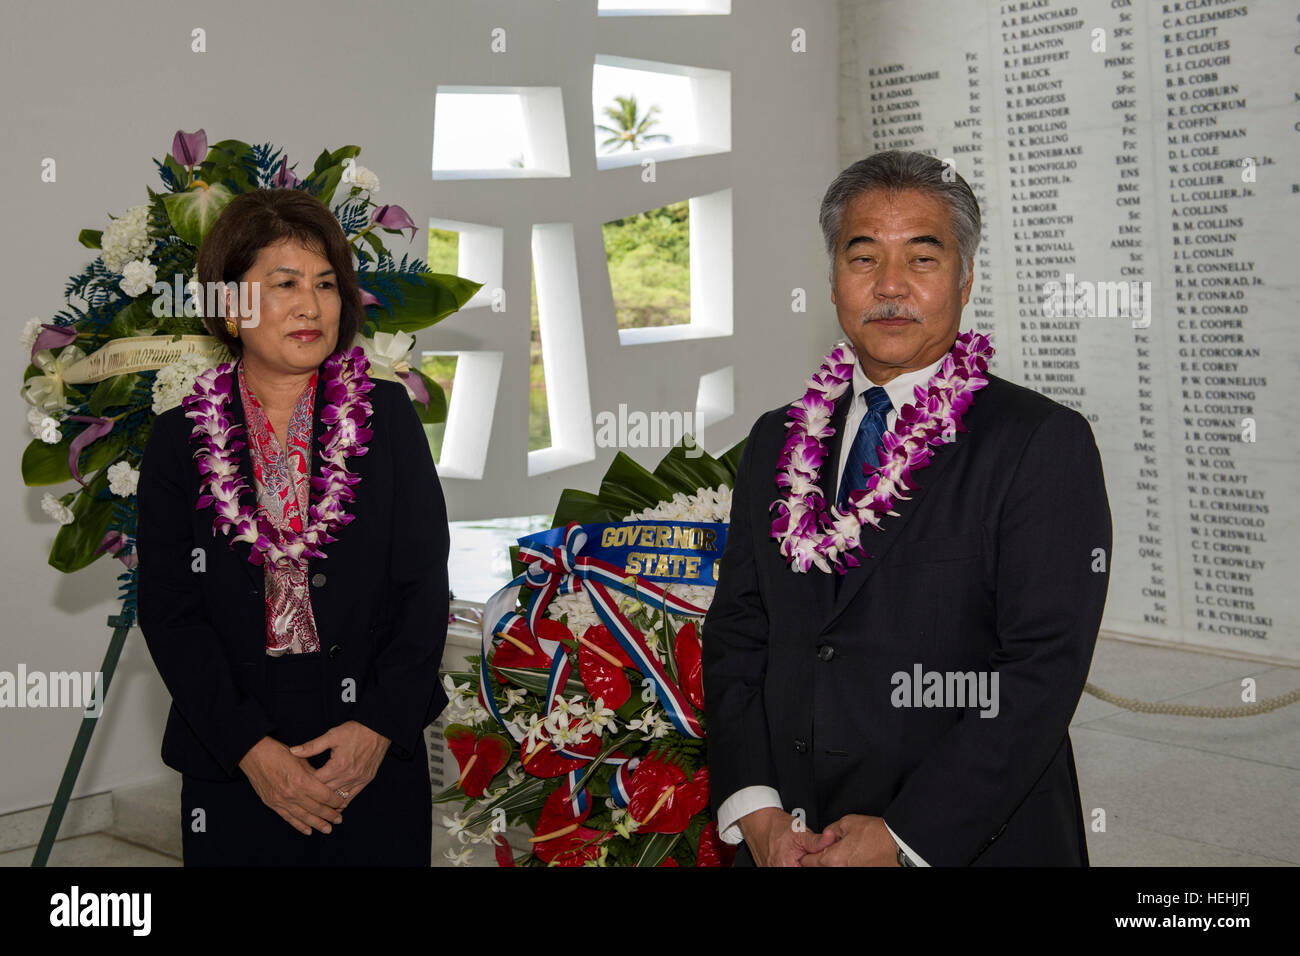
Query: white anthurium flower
[
  {"left": 22, "top": 345, "right": 87, "bottom": 412},
  {"left": 358, "top": 330, "right": 416, "bottom": 379}
]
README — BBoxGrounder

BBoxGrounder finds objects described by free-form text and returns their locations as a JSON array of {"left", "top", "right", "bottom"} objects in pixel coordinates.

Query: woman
[{"left": 136, "top": 189, "right": 450, "bottom": 865}]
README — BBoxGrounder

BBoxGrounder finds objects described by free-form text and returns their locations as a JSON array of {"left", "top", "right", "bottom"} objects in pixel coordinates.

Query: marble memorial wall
[{"left": 839, "top": 0, "right": 1298, "bottom": 660}]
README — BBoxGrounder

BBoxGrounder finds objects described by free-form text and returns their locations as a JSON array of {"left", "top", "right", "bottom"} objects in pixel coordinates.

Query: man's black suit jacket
[
  {"left": 136, "top": 371, "right": 450, "bottom": 781},
  {"left": 702, "top": 367, "right": 1111, "bottom": 865}
]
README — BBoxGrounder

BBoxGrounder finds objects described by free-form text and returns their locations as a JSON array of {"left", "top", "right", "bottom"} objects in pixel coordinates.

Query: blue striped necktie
[{"left": 837, "top": 386, "right": 893, "bottom": 510}]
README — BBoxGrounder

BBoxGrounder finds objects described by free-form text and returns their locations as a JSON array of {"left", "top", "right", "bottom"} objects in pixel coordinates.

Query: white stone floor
[{"left": 5, "top": 634, "right": 1297, "bottom": 867}]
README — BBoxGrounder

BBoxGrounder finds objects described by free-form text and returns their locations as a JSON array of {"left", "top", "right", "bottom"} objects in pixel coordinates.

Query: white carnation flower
[
  {"left": 27, "top": 406, "right": 63, "bottom": 443},
  {"left": 152, "top": 351, "right": 221, "bottom": 414},
  {"left": 119, "top": 259, "right": 157, "bottom": 298},
  {"left": 343, "top": 162, "right": 380, "bottom": 193},
  {"left": 107, "top": 461, "right": 139, "bottom": 497},
  {"left": 40, "top": 493, "right": 74, "bottom": 525},
  {"left": 19, "top": 317, "right": 43, "bottom": 349},
  {"left": 36, "top": 415, "right": 62, "bottom": 444},
  {"left": 101, "top": 204, "right": 155, "bottom": 273}
]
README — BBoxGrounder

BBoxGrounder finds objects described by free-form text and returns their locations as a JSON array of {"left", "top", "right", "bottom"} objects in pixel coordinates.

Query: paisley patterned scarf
[{"left": 237, "top": 363, "right": 322, "bottom": 655}]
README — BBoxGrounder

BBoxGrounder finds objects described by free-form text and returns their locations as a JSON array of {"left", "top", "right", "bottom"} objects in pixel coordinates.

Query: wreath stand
[{"left": 30, "top": 612, "right": 133, "bottom": 867}]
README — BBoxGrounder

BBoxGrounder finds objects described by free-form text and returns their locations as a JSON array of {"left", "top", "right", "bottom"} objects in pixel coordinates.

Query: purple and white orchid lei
[
  {"left": 181, "top": 346, "right": 375, "bottom": 567},
  {"left": 771, "top": 330, "right": 994, "bottom": 574}
]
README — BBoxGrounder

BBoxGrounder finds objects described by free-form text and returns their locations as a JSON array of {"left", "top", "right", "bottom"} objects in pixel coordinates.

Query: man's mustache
[{"left": 858, "top": 303, "right": 925, "bottom": 323}]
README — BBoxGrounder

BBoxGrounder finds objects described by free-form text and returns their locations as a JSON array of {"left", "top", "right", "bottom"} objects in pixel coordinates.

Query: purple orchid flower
[{"left": 772, "top": 330, "right": 995, "bottom": 574}]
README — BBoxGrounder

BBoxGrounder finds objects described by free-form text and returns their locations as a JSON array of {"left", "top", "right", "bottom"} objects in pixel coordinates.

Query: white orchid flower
[
  {"left": 440, "top": 813, "right": 471, "bottom": 844},
  {"left": 443, "top": 845, "right": 475, "bottom": 866}
]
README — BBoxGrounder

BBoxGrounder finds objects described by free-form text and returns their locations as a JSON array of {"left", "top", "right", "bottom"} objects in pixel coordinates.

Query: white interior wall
[{"left": 0, "top": 0, "right": 838, "bottom": 815}]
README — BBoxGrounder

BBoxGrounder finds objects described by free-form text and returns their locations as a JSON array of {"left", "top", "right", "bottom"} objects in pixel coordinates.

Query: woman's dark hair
[{"left": 196, "top": 189, "right": 362, "bottom": 356}]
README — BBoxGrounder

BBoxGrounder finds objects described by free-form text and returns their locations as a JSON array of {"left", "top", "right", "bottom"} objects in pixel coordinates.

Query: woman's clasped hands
[{"left": 238, "top": 721, "right": 391, "bottom": 836}]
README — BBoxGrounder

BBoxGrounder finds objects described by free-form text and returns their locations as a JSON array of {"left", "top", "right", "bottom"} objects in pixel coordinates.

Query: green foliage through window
[{"left": 603, "top": 201, "right": 690, "bottom": 329}]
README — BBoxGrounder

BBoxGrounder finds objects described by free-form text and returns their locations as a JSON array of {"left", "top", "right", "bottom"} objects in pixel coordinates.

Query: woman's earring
[{"left": 225, "top": 315, "right": 239, "bottom": 339}]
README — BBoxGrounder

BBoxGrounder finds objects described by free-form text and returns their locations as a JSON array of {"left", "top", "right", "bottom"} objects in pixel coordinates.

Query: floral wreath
[
  {"left": 436, "top": 441, "right": 742, "bottom": 867},
  {"left": 18, "top": 128, "right": 480, "bottom": 616}
]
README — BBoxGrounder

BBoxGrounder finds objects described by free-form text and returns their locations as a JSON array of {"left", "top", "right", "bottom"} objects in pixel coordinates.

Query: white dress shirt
[{"left": 716, "top": 353, "right": 947, "bottom": 865}]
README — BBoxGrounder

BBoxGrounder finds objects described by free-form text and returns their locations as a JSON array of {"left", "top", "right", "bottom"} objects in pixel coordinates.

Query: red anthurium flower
[
  {"left": 493, "top": 834, "right": 516, "bottom": 868},
  {"left": 444, "top": 724, "right": 510, "bottom": 797},
  {"left": 519, "top": 727, "right": 603, "bottom": 778},
  {"left": 534, "top": 826, "right": 608, "bottom": 866},
  {"left": 626, "top": 758, "right": 710, "bottom": 834},
  {"left": 520, "top": 743, "right": 585, "bottom": 779},
  {"left": 696, "top": 820, "right": 737, "bottom": 867},
  {"left": 577, "top": 624, "right": 635, "bottom": 710},
  {"left": 491, "top": 620, "right": 556, "bottom": 682},
  {"left": 659, "top": 858, "right": 679, "bottom": 867},
  {"left": 530, "top": 780, "right": 608, "bottom": 866},
  {"left": 673, "top": 621, "right": 705, "bottom": 711}
]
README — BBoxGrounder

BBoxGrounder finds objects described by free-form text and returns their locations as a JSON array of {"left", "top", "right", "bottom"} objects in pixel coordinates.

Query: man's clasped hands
[{"left": 739, "top": 807, "right": 903, "bottom": 867}]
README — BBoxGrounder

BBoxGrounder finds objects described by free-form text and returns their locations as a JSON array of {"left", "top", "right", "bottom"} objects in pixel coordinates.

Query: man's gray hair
[{"left": 819, "top": 151, "right": 982, "bottom": 282}]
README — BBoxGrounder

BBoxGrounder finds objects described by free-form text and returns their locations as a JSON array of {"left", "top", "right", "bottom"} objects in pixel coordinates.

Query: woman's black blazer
[{"left": 136, "top": 369, "right": 451, "bottom": 781}]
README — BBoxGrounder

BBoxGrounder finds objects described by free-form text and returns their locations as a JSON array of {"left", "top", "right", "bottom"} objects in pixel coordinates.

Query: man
[{"left": 702, "top": 150, "right": 1111, "bottom": 866}]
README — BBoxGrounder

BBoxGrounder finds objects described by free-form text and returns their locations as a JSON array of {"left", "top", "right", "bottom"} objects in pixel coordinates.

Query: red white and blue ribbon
[
  {"left": 478, "top": 522, "right": 709, "bottom": 750},
  {"left": 608, "top": 758, "right": 640, "bottom": 809}
]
